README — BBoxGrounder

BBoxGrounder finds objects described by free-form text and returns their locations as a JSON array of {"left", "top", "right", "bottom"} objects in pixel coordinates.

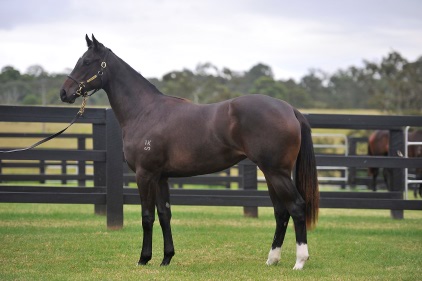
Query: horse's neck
[{"left": 103, "top": 54, "right": 162, "bottom": 128}]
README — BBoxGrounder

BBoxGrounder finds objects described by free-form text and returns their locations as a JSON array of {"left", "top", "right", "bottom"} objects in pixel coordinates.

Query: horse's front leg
[
  {"left": 136, "top": 171, "right": 157, "bottom": 266},
  {"left": 156, "top": 178, "right": 175, "bottom": 266}
]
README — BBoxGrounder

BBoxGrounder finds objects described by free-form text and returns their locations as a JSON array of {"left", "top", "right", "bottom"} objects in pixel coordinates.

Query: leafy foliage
[{"left": 1, "top": 51, "right": 421, "bottom": 114}]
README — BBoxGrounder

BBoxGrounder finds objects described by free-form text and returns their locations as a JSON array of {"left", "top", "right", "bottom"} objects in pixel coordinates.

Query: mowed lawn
[{"left": 0, "top": 204, "right": 421, "bottom": 281}]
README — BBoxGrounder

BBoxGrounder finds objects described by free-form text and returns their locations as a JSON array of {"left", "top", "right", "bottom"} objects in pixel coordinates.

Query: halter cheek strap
[{"left": 67, "top": 50, "right": 110, "bottom": 97}]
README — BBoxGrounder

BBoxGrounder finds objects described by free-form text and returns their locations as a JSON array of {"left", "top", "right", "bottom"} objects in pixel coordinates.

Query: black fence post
[
  {"left": 93, "top": 122, "right": 107, "bottom": 215},
  {"left": 225, "top": 168, "right": 231, "bottom": 189},
  {"left": 106, "top": 109, "right": 124, "bottom": 229},
  {"left": 77, "top": 137, "right": 86, "bottom": 187},
  {"left": 239, "top": 160, "right": 258, "bottom": 218},
  {"left": 39, "top": 160, "right": 45, "bottom": 184},
  {"left": 61, "top": 160, "right": 66, "bottom": 184},
  {"left": 388, "top": 129, "right": 405, "bottom": 219},
  {"left": 347, "top": 137, "right": 357, "bottom": 187}
]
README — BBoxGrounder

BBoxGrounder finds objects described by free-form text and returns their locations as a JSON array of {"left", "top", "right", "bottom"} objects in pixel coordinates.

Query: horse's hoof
[
  {"left": 293, "top": 244, "right": 309, "bottom": 270},
  {"left": 293, "top": 256, "right": 309, "bottom": 270},
  {"left": 266, "top": 247, "right": 281, "bottom": 266},
  {"left": 138, "top": 256, "right": 151, "bottom": 266},
  {"left": 160, "top": 256, "right": 173, "bottom": 266}
]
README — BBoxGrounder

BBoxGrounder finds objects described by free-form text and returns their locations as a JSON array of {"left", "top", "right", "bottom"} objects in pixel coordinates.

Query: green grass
[{"left": 0, "top": 204, "right": 421, "bottom": 280}]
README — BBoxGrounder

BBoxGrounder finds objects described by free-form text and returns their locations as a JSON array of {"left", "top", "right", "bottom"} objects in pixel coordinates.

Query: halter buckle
[
  {"left": 75, "top": 82, "right": 86, "bottom": 96},
  {"left": 101, "top": 62, "right": 107, "bottom": 68}
]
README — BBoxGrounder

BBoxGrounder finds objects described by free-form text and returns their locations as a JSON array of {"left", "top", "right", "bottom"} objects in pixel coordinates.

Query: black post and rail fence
[{"left": 0, "top": 105, "right": 421, "bottom": 229}]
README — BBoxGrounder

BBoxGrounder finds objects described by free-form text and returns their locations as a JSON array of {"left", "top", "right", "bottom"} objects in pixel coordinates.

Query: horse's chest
[{"left": 122, "top": 136, "right": 165, "bottom": 172}]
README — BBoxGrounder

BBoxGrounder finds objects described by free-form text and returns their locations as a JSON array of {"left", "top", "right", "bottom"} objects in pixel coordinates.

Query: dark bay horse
[
  {"left": 60, "top": 35, "right": 319, "bottom": 270},
  {"left": 368, "top": 130, "right": 422, "bottom": 196}
]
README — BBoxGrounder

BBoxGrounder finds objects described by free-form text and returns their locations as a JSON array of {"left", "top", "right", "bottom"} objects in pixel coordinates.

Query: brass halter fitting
[
  {"left": 75, "top": 82, "right": 86, "bottom": 96},
  {"left": 67, "top": 49, "right": 110, "bottom": 99}
]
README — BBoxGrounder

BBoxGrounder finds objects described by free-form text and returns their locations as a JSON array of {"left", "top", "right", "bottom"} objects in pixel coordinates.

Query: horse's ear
[
  {"left": 86, "top": 34, "right": 93, "bottom": 48},
  {"left": 91, "top": 34, "right": 102, "bottom": 49}
]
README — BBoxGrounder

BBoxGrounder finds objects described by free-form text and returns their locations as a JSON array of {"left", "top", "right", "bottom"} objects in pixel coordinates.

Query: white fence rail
[
  {"left": 404, "top": 126, "right": 422, "bottom": 199},
  {"left": 313, "top": 133, "right": 348, "bottom": 185}
]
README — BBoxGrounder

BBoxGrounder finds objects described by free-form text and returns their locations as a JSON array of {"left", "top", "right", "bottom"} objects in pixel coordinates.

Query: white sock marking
[
  {"left": 293, "top": 243, "right": 309, "bottom": 270},
  {"left": 266, "top": 247, "right": 281, "bottom": 266}
]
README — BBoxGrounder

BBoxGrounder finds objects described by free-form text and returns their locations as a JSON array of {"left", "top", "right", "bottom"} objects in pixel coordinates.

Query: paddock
[
  {"left": 0, "top": 105, "right": 421, "bottom": 229},
  {"left": 1, "top": 203, "right": 422, "bottom": 280}
]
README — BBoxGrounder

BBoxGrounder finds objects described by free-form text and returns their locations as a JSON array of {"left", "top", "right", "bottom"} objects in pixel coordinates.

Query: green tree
[
  {"left": 360, "top": 51, "right": 421, "bottom": 114},
  {"left": 250, "top": 76, "right": 287, "bottom": 100},
  {"left": 162, "top": 69, "right": 196, "bottom": 101},
  {"left": 282, "top": 79, "right": 312, "bottom": 108},
  {"left": 300, "top": 69, "right": 331, "bottom": 108},
  {"left": 0, "top": 66, "right": 21, "bottom": 82},
  {"left": 328, "top": 67, "right": 371, "bottom": 109}
]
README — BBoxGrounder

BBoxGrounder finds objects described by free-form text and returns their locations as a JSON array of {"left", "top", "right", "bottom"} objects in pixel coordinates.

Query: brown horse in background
[
  {"left": 368, "top": 130, "right": 422, "bottom": 196},
  {"left": 368, "top": 130, "right": 389, "bottom": 191}
]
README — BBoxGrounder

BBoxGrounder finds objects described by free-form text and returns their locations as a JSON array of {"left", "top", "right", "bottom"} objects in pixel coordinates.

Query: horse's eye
[{"left": 83, "top": 59, "right": 91, "bottom": 66}]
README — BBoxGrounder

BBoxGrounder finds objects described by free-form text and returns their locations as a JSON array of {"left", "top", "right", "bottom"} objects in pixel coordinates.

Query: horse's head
[{"left": 60, "top": 34, "right": 109, "bottom": 103}]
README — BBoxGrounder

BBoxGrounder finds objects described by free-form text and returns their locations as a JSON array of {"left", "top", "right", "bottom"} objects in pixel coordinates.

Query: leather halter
[{"left": 67, "top": 49, "right": 110, "bottom": 97}]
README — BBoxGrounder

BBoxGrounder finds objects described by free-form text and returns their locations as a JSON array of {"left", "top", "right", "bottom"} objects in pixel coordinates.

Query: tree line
[{"left": 0, "top": 51, "right": 421, "bottom": 114}]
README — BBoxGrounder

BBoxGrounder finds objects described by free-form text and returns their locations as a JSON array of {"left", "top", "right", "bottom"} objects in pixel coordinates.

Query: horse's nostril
[{"left": 60, "top": 89, "right": 67, "bottom": 100}]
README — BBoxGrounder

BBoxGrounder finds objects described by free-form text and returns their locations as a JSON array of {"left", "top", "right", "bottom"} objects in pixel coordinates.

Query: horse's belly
[{"left": 163, "top": 151, "right": 246, "bottom": 178}]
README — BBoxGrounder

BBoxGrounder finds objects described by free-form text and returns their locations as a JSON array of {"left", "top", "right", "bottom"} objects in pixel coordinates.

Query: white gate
[
  {"left": 313, "top": 133, "right": 348, "bottom": 184},
  {"left": 404, "top": 126, "right": 422, "bottom": 199}
]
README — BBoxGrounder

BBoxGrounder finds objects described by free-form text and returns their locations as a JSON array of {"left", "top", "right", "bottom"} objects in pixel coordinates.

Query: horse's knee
[
  {"left": 142, "top": 214, "right": 155, "bottom": 230},
  {"left": 158, "top": 212, "right": 172, "bottom": 227}
]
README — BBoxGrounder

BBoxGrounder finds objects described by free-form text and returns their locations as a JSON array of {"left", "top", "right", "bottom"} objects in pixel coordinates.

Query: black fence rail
[
  {"left": 0, "top": 105, "right": 421, "bottom": 229},
  {"left": 0, "top": 132, "right": 92, "bottom": 185}
]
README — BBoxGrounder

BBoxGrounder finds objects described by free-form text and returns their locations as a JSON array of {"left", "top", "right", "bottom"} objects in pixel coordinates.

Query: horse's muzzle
[{"left": 60, "top": 89, "right": 75, "bottom": 104}]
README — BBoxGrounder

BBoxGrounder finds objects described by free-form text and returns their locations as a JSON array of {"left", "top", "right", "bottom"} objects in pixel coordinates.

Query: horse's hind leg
[
  {"left": 156, "top": 178, "right": 175, "bottom": 266},
  {"left": 264, "top": 170, "right": 309, "bottom": 270},
  {"left": 369, "top": 167, "right": 378, "bottom": 191},
  {"left": 266, "top": 183, "right": 290, "bottom": 266}
]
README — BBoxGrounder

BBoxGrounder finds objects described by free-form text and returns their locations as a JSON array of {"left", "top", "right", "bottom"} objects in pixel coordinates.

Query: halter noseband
[{"left": 67, "top": 49, "right": 110, "bottom": 97}]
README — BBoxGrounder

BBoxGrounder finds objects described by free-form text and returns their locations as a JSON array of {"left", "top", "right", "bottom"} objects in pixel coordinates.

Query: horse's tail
[{"left": 293, "top": 108, "right": 319, "bottom": 230}]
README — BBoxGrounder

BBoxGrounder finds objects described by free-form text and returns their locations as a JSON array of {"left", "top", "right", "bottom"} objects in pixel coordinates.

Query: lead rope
[
  {"left": 78, "top": 96, "right": 88, "bottom": 115},
  {"left": 0, "top": 98, "right": 89, "bottom": 153}
]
